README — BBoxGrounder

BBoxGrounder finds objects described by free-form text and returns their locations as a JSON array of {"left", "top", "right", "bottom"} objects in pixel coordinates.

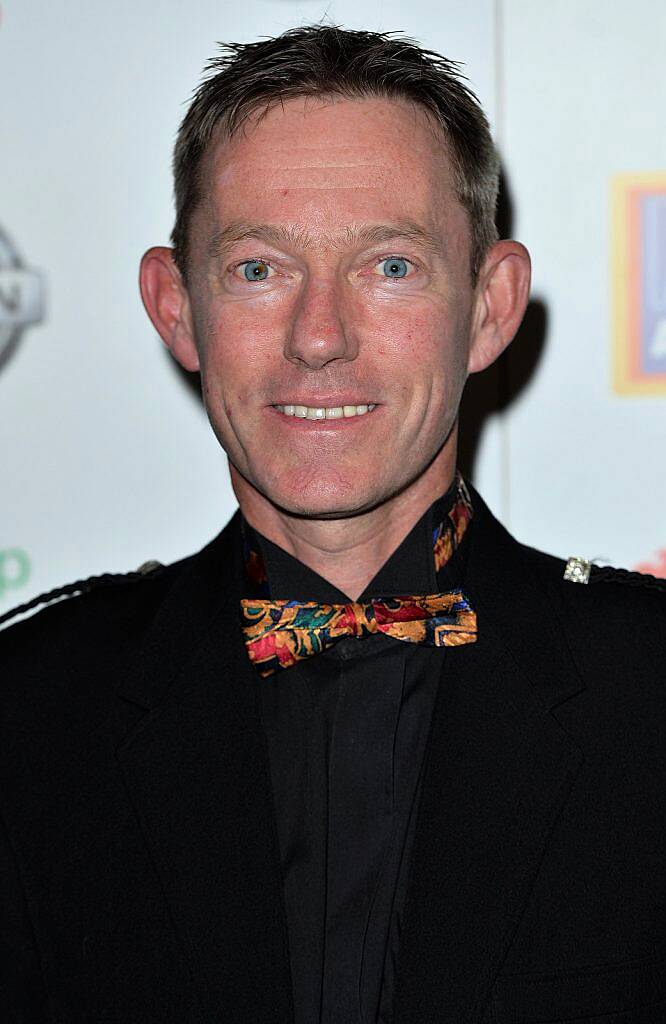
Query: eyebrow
[{"left": 208, "top": 220, "right": 446, "bottom": 260}]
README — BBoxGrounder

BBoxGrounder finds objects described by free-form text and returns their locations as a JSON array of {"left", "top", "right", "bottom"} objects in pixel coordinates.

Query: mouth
[{"left": 272, "top": 403, "right": 377, "bottom": 420}]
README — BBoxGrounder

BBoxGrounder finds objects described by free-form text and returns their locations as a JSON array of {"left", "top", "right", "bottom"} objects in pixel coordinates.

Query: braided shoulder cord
[
  {"left": 0, "top": 571, "right": 144, "bottom": 628},
  {"left": 590, "top": 565, "right": 666, "bottom": 592}
]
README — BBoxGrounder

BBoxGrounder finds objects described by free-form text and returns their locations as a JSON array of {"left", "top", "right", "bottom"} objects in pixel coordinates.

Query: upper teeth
[{"left": 274, "top": 404, "right": 376, "bottom": 419}]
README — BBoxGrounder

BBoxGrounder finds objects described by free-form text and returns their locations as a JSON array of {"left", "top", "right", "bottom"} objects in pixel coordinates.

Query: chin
[
  {"left": 268, "top": 489, "right": 367, "bottom": 520},
  {"left": 260, "top": 471, "right": 396, "bottom": 520}
]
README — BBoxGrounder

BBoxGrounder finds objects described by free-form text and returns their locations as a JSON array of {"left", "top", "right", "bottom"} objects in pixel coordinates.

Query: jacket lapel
[
  {"left": 394, "top": 487, "right": 586, "bottom": 1023},
  {"left": 116, "top": 516, "right": 294, "bottom": 1024}
]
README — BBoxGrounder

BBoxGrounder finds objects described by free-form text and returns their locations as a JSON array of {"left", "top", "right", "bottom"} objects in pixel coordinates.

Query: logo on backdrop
[
  {"left": 634, "top": 548, "right": 666, "bottom": 579},
  {"left": 0, "top": 548, "right": 31, "bottom": 601},
  {"left": 0, "top": 225, "right": 44, "bottom": 368},
  {"left": 612, "top": 173, "right": 666, "bottom": 395}
]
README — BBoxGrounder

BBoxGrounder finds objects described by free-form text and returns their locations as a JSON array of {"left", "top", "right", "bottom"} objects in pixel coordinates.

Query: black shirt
[{"left": 247, "top": 479, "right": 469, "bottom": 1023}]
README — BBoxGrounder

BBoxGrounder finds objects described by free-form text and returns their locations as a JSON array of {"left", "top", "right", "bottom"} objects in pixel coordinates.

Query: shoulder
[
  {"left": 0, "top": 555, "right": 189, "bottom": 691},
  {"left": 469, "top": 483, "right": 665, "bottom": 630},
  {"left": 0, "top": 563, "right": 175, "bottom": 763},
  {"left": 467, "top": 482, "right": 665, "bottom": 629},
  {"left": 1, "top": 556, "right": 176, "bottom": 646},
  {"left": 507, "top": 542, "right": 665, "bottom": 768},
  {"left": 521, "top": 542, "right": 665, "bottom": 604},
  {"left": 0, "top": 514, "right": 242, "bottom": 688},
  {"left": 518, "top": 541, "right": 665, "bottom": 661},
  {"left": 1, "top": 557, "right": 165, "bottom": 625},
  {"left": 0, "top": 520, "right": 243, "bottom": 764}
]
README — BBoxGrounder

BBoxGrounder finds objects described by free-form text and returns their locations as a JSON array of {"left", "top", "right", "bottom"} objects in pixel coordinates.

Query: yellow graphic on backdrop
[{"left": 612, "top": 173, "right": 666, "bottom": 395}]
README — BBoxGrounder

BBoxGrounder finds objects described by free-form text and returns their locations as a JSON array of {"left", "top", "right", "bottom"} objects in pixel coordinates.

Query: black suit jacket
[{"left": 1, "top": 487, "right": 664, "bottom": 1024}]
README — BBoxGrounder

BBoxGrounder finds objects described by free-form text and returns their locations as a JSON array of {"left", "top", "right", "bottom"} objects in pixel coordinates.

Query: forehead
[{"left": 195, "top": 95, "right": 466, "bottom": 243}]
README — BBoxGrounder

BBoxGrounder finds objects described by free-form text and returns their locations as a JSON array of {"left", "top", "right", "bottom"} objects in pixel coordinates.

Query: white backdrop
[{"left": 1, "top": 0, "right": 664, "bottom": 616}]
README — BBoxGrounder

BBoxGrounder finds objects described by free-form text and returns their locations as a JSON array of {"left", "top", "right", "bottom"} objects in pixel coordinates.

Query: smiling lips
[{"left": 273, "top": 403, "right": 377, "bottom": 420}]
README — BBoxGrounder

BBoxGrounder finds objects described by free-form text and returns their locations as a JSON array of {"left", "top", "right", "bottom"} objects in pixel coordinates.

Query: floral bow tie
[
  {"left": 241, "top": 592, "right": 477, "bottom": 677},
  {"left": 241, "top": 473, "right": 476, "bottom": 678}
]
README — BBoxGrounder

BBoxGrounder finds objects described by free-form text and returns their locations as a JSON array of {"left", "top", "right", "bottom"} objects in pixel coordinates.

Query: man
[{"left": 1, "top": 25, "right": 664, "bottom": 1024}]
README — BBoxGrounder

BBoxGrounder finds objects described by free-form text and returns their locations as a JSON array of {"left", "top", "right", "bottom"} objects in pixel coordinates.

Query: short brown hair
[{"left": 171, "top": 25, "right": 500, "bottom": 281}]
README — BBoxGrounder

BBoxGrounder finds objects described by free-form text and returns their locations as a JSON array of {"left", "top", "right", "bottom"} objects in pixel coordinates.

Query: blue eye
[
  {"left": 381, "top": 257, "right": 409, "bottom": 279},
  {"left": 243, "top": 260, "right": 270, "bottom": 281}
]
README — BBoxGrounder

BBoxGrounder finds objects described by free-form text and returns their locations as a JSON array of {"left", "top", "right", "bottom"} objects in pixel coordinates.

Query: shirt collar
[{"left": 243, "top": 473, "right": 472, "bottom": 603}]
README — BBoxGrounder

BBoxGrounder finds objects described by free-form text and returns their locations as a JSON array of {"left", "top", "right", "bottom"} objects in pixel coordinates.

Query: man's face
[{"left": 185, "top": 95, "right": 476, "bottom": 518}]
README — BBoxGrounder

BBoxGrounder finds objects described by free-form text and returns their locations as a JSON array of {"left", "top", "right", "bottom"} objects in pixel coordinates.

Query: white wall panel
[{"left": 500, "top": 0, "right": 666, "bottom": 570}]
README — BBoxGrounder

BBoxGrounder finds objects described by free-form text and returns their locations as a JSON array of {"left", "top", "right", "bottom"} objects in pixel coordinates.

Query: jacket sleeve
[{"left": 0, "top": 811, "right": 49, "bottom": 1023}]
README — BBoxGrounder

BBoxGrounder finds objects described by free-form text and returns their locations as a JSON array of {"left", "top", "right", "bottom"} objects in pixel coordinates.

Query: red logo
[{"left": 634, "top": 549, "right": 666, "bottom": 579}]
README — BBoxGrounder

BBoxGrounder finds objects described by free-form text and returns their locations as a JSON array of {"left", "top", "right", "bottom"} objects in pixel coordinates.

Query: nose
[{"left": 284, "top": 277, "right": 357, "bottom": 370}]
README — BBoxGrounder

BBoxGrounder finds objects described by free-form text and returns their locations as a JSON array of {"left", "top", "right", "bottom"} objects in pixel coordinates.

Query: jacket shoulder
[
  {"left": 0, "top": 556, "right": 187, "bottom": 674},
  {"left": 520, "top": 541, "right": 665, "bottom": 598},
  {"left": 520, "top": 542, "right": 664, "bottom": 587},
  {"left": 0, "top": 512, "right": 242, "bottom": 694},
  {"left": 467, "top": 482, "right": 665, "bottom": 625},
  {"left": 518, "top": 541, "right": 666, "bottom": 653}
]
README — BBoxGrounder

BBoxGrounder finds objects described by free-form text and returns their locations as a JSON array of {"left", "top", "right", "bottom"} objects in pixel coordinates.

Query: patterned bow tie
[
  {"left": 241, "top": 472, "right": 476, "bottom": 678},
  {"left": 241, "top": 592, "right": 476, "bottom": 677}
]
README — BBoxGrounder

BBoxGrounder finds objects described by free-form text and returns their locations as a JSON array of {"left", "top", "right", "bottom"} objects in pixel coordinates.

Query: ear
[
  {"left": 467, "top": 241, "right": 531, "bottom": 374},
  {"left": 139, "top": 246, "right": 200, "bottom": 372}
]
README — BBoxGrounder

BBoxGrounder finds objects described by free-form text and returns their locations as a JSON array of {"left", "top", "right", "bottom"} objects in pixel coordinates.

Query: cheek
[
  {"left": 362, "top": 289, "right": 448, "bottom": 343},
  {"left": 199, "top": 303, "right": 288, "bottom": 395},
  {"left": 364, "top": 300, "right": 460, "bottom": 377}
]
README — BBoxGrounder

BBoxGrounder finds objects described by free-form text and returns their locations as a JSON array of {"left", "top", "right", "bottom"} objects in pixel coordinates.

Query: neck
[{"left": 231, "top": 442, "right": 457, "bottom": 600}]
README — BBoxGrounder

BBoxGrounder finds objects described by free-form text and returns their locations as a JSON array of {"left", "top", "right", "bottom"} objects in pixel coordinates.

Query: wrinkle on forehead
[
  {"left": 209, "top": 97, "right": 451, "bottom": 191},
  {"left": 214, "top": 153, "right": 423, "bottom": 193}
]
